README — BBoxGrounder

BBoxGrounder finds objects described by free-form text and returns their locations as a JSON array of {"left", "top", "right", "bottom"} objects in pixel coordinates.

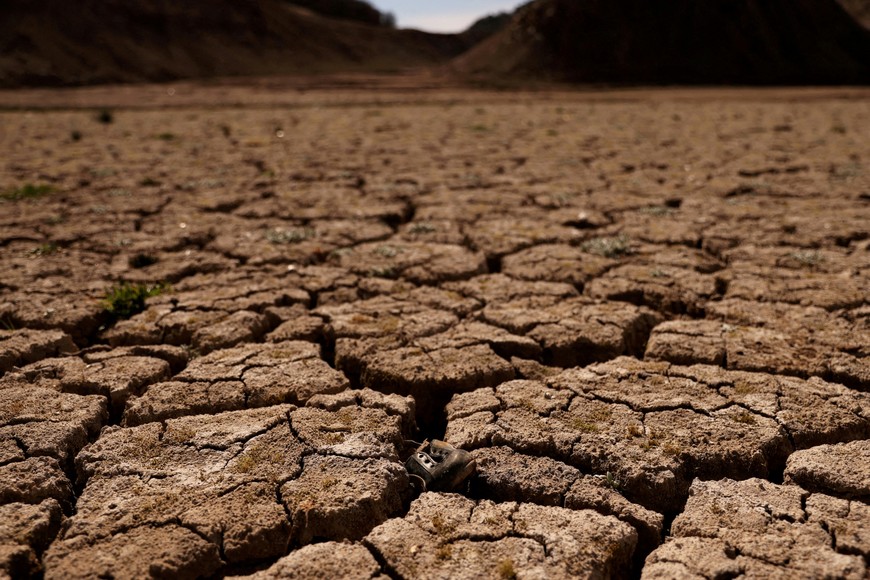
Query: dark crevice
[
  {"left": 362, "top": 540, "right": 402, "bottom": 580},
  {"left": 209, "top": 556, "right": 276, "bottom": 579}
]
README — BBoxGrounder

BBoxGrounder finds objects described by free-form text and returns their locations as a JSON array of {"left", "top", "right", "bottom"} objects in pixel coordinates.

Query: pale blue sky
[{"left": 371, "top": 1, "right": 523, "bottom": 33}]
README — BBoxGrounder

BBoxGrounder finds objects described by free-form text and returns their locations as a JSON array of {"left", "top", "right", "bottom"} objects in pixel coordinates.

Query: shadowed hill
[
  {"left": 837, "top": 0, "right": 870, "bottom": 28},
  {"left": 0, "top": 0, "right": 466, "bottom": 87},
  {"left": 454, "top": 0, "right": 870, "bottom": 84},
  {"left": 282, "top": 0, "right": 390, "bottom": 27},
  {"left": 459, "top": 12, "right": 513, "bottom": 47}
]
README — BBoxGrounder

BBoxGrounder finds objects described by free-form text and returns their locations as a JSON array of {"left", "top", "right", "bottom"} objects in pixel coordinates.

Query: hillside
[
  {"left": 454, "top": 0, "right": 870, "bottom": 84},
  {"left": 837, "top": 0, "right": 870, "bottom": 27},
  {"left": 0, "top": 0, "right": 466, "bottom": 87}
]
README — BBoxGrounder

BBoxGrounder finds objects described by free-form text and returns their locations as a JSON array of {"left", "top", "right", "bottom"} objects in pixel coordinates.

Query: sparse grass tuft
[
  {"left": 368, "top": 266, "right": 398, "bottom": 279},
  {"left": 374, "top": 245, "right": 401, "bottom": 258},
  {"left": 497, "top": 559, "right": 517, "bottom": 579},
  {"left": 29, "top": 243, "right": 59, "bottom": 257},
  {"left": 662, "top": 441, "right": 682, "bottom": 456},
  {"left": 732, "top": 381, "right": 757, "bottom": 395},
  {"left": 1, "top": 183, "right": 54, "bottom": 201},
  {"left": 230, "top": 442, "right": 285, "bottom": 478},
  {"left": 265, "top": 227, "right": 315, "bottom": 244},
  {"left": 790, "top": 250, "right": 824, "bottom": 267},
  {"left": 408, "top": 222, "right": 436, "bottom": 234},
  {"left": 572, "top": 419, "right": 600, "bottom": 433},
  {"left": 102, "top": 282, "right": 169, "bottom": 320},
  {"left": 581, "top": 235, "right": 632, "bottom": 258},
  {"left": 732, "top": 410, "right": 757, "bottom": 425},
  {"left": 639, "top": 205, "right": 674, "bottom": 216},
  {"left": 430, "top": 514, "right": 456, "bottom": 536}
]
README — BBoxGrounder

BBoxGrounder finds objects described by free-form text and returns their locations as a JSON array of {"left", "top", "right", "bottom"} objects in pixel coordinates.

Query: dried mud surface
[{"left": 0, "top": 83, "right": 868, "bottom": 579}]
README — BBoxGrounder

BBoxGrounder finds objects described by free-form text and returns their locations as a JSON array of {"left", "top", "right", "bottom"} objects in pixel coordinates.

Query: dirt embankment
[
  {"left": 454, "top": 0, "right": 870, "bottom": 84},
  {"left": 0, "top": 0, "right": 471, "bottom": 87}
]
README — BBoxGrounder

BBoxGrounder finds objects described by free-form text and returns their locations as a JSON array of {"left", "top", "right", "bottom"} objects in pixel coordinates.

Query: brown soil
[
  {"left": 455, "top": 0, "right": 870, "bottom": 84},
  {"left": 0, "top": 80, "right": 868, "bottom": 578}
]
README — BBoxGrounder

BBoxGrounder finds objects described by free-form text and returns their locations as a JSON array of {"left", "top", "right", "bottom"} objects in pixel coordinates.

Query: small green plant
[
  {"left": 408, "top": 222, "right": 436, "bottom": 234},
  {"left": 790, "top": 250, "right": 823, "bottom": 267},
  {"left": 639, "top": 205, "right": 673, "bottom": 216},
  {"left": 374, "top": 245, "right": 401, "bottom": 258},
  {"left": 102, "top": 282, "right": 169, "bottom": 320},
  {"left": 368, "top": 266, "right": 398, "bottom": 278},
  {"left": 265, "top": 227, "right": 316, "bottom": 244},
  {"left": 29, "top": 243, "right": 59, "bottom": 257},
  {"left": 1, "top": 183, "right": 54, "bottom": 201},
  {"left": 581, "top": 235, "right": 632, "bottom": 258},
  {"left": 96, "top": 109, "right": 114, "bottom": 124},
  {"left": 327, "top": 247, "right": 352, "bottom": 261},
  {"left": 182, "top": 344, "right": 201, "bottom": 361}
]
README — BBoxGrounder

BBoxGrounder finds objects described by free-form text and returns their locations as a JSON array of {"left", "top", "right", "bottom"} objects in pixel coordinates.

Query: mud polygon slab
[
  {"left": 445, "top": 359, "right": 869, "bottom": 512},
  {"left": 47, "top": 402, "right": 407, "bottom": 577},
  {"left": 0, "top": 329, "right": 76, "bottom": 374},
  {"left": 785, "top": 440, "right": 870, "bottom": 500},
  {"left": 365, "top": 492, "right": 637, "bottom": 579},
  {"left": 501, "top": 244, "right": 616, "bottom": 288},
  {"left": 331, "top": 241, "right": 487, "bottom": 285},
  {"left": 229, "top": 542, "right": 382, "bottom": 579},
  {"left": 124, "top": 341, "right": 348, "bottom": 424},
  {"left": 643, "top": 478, "right": 866, "bottom": 579}
]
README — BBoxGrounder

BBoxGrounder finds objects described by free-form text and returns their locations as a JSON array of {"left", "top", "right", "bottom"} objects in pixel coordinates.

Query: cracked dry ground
[{"left": 0, "top": 86, "right": 868, "bottom": 579}]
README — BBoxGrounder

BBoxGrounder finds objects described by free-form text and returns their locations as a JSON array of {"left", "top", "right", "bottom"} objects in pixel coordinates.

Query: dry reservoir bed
[{"left": 0, "top": 84, "right": 868, "bottom": 579}]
